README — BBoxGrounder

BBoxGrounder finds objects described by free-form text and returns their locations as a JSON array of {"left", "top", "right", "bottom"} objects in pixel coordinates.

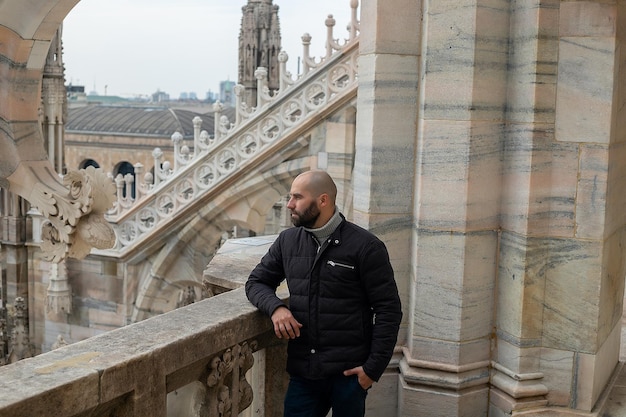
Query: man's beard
[{"left": 290, "top": 201, "right": 320, "bottom": 228}]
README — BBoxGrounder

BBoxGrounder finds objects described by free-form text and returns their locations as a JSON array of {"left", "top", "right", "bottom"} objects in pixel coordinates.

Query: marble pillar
[
  {"left": 355, "top": 0, "right": 420, "bottom": 414},
  {"left": 406, "top": 0, "right": 510, "bottom": 414}
]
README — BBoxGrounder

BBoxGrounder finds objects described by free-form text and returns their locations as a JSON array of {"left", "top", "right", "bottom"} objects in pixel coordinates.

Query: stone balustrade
[
  {"left": 102, "top": 2, "right": 360, "bottom": 256},
  {"left": 107, "top": 1, "right": 360, "bottom": 208},
  {"left": 0, "top": 286, "right": 289, "bottom": 417}
]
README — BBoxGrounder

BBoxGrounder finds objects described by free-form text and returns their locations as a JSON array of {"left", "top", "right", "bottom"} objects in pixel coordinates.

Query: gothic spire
[{"left": 238, "top": 0, "right": 281, "bottom": 107}]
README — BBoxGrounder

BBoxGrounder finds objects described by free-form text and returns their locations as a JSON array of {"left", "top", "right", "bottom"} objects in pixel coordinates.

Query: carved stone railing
[
  {"left": 102, "top": 2, "right": 360, "bottom": 256},
  {"left": 0, "top": 286, "right": 287, "bottom": 417}
]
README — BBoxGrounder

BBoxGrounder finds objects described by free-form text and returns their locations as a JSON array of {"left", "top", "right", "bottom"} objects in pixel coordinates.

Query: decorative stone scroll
[
  {"left": 32, "top": 165, "right": 116, "bottom": 263},
  {"left": 4, "top": 159, "right": 116, "bottom": 263}
]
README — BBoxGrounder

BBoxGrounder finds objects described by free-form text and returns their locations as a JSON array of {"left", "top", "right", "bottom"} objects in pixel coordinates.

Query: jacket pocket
[{"left": 323, "top": 259, "right": 359, "bottom": 293}]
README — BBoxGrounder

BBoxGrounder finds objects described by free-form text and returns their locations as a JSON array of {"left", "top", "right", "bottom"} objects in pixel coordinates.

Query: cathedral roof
[{"left": 65, "top": 105, "right": 236, "bottom": 139}]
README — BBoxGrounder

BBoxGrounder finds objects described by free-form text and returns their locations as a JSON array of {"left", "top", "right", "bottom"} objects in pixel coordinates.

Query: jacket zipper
[
  {"left": 309, "top": 234, "right": 324, "bottom": 365},
  {"left": 327, "top": 260, "right": 355, "bottom": 270}
]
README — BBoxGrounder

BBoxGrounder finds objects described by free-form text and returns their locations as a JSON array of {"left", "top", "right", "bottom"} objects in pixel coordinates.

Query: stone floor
[
  {"left": 602, "top": 314, "right": 626, "bottom": 416},
  {"left": 603, "top": 362, "right": 626, "bottom": 417}
]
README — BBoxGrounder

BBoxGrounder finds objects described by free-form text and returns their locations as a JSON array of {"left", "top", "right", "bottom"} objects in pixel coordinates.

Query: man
[{"left": 245, "top": 170, "right": 402, "bottom": 417}]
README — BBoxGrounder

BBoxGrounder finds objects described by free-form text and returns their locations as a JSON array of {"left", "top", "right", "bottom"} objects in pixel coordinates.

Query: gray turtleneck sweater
[{"left": 303, "top": 207, "right": 342, "bottom": 247}]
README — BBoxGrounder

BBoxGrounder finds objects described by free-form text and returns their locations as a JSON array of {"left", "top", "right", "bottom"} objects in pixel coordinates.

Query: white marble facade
[{"left": 1, "top": 0, "right": 626, "bottom": 416}]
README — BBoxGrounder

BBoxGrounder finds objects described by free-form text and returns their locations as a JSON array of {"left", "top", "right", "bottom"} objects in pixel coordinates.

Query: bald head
[
  {"left": 287, "top": 170, "right": 337, "bottom": 228},
  {"left": 295, "top": 170, "right": 337, "bottom": 203}
]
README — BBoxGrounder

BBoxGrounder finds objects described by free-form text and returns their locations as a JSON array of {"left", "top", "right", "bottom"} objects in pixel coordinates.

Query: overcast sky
[{"left": 62, "top": 0, "right": 356, "bottom": 99}]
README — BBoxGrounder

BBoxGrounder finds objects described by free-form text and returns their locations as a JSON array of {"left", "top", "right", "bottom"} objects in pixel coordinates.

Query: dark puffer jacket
[{"left": 245, "top": 215, "right": 402, "bottom": 381}]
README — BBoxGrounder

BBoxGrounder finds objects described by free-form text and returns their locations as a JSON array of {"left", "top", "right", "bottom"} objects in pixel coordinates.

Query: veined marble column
[
  {"left": 354, "top": 0, "right": 419, "bottom": 414},
  {"left": 399, "top": 0, "right": 510, "bottom": 415},
  {"left": 491, "top": 2, "right": 560, "bottom": 414}
]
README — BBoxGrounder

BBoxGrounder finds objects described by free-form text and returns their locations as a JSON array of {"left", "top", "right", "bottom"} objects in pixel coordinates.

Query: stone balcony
[
  {"left": 0, "top": 285, "right": 291, "bottom": 416},
  {"left": 0, "top": 237, "right": 291, "bottom": 417}
]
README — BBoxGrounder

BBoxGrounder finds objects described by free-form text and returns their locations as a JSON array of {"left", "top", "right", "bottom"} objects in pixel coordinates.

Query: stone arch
[
  {"left": 113, "top": 161, "right": 134, "bottom": 176},
  {"left": 0, "top": 0, "right": 78, "bottom": 183},
  {"left": 0, "top": 0, "right": 121, "bottom": 268},
  {"left": 113, "top": 160, "right": 136, "bottom": 198},
  {"left": 78, "top": 158, "right": 100, "bottom": 169}
]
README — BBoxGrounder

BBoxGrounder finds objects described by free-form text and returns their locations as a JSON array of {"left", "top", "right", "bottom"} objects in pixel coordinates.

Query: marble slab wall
[
  {"left": 493, "top": 0, "right": 626, "bottom": 413},
  {"left": 377, "top": 0, "right": 626, "bottom": 415}
]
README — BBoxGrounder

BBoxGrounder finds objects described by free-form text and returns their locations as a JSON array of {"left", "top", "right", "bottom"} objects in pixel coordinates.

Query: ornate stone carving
[
  {"left": 106, "top": 43, "right": 358, "bottom": 254},
  {"left": 51, "top": 334, "right": 69, "bottom": 350},
  {"left": 176, "top": 285, "right": 198, "bottom": 308},
  {"left": 206, "top": 341, "right": 257, "bottom": 417},
  {"left": 0, "top": 316, "right": 7, "bottom": 366},
  {"left": 46, "top": 261, "right": 72, "bottom": 314},
  {"left": 238, "top": 0, "right": 282, "bottom": 107},
  {"left": 7, "top": 298, "right": 33, "bottom": 364},
  {"left": 30, "top": 165, "right": 116, "bottom": 263}
]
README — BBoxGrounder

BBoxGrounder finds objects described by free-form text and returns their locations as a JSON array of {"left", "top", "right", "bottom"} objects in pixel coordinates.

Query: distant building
[
  {"left": 152, "top": 89, "right": 170, "bottom": 103},
  {"left": 178, "top": 92, "right": 199, "bottom": 101},
  {"left": 64, "top": 104, "right": 236, "bottom": 195},
  {"left": 205, "top": 90, "right": 218, "bottom": 103},
  {"left": 219, "top": 80, "right": 236, "bottom": 107},
  {"left": 66, "top": 84, "right": 86, "bottom": 104}
]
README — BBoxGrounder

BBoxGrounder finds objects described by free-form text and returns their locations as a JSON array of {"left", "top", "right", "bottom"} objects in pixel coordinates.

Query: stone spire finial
[{"left": 238, "top": 0, "right": 281, "bottom": 107}]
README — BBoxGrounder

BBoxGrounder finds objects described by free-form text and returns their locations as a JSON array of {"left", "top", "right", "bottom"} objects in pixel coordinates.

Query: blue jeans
[{"left": 283, "top": 374, "right": 368, "bottom": 417}]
